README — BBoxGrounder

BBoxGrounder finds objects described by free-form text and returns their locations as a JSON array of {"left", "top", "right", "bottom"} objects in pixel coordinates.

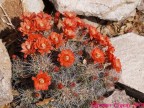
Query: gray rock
[
  {"left": 22, "top": 0, "right": 44, "bottom": 13},
  {"left": 0, "top": 0, "right": 22, "bottom": 32},
  {"left": 137, "top": 0, "right": 144, "bottom": 13},
  {"left": 0, "top": 0, "right": 44, "bottom": 32},
  {"left": 111, "top": 33, "right": 144, "bottom": 93},
  {"left": 0, "top": 0, "right": 5, "bottom": 5},
  {"left": 0, "top": 40, "right": 13, "bottom": 105},
  {"left": 50, "top": 0, "right": 141, "bottom": 21},
  {"left": 103, "top": 90, "right": 134, "bottom": 104}
]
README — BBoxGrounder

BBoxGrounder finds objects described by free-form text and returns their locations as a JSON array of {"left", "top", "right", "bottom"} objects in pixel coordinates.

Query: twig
[
  {"left": 0, "top": 4, "right": 15, "bottom": 29},
  {"left": 20, "top": 0, "right": 24, "bottom": 13}
]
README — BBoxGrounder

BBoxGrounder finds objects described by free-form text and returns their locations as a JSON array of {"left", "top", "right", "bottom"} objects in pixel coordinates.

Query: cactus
[{"left": 12, "top": 11, "right": 121, "bottom": 108}]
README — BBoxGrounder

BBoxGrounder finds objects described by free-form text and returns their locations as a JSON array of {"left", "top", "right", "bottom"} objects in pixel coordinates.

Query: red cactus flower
[
  {"left": 63, "top": 18, "right": 77, "bottom": 30},
  {"left": 33, "top": 91, "right": 42, "bottom": 99},
  {"left": 70, "top": 82, "right": 76, "bottom": 87},
  {"left": 98, "top": 35, "right": 110, "bottom": 46},
  {"left": 58, "top": 49, "right": 75, "bottom": 67},
  {"left": 77, "top": 50, "right": 83, "bottom": 56},
  {"left": 64, "top": 28, "right": 76, "bottom": 39},
  {"left": 32, "top": 70, "right": 51, "bottom": 90},
  {"left": 75, "top": 17, "right": 84, "bottom": 27},
  {"left": 107, "top": 52, "right": 115, "bottom": 62},
  {"left": 34, "top": 37, "right": 52, "bottom": 55},
  {"left": 90, "top": 101, "right": 98, "bottom": 108},
  {"left": 91, "top": 48, "right": 105, "bottom": 64},
  {"left": 27, "top": 34, "right": 43, "bottom": 42},
  {"left": 113, "top": 77, "right": 119, "bottom": 82},
  {"left": 107, "top": 44, "right": 115, "bottom": 53},
  {"left": 21, "top": 40, "right": 35, "bottom": 58},
  {"left": 53, "top": 66, "right": 60, "bottom": 72},
  {"left": 57, "top": 83, "right": 64, "bottom": 89},
  {"left": 37, "top": 12, "right": 52, "bottom": 20},
  {"left": 63, "top": 11, "right": 76, "bottom": 18},
  {"left": 34, "top": 12, "right": 52, "bottom": 31},
  {"left": 112, "top": 58, "right": 122, "bottom": 73},
  {"left": 89, "top": 26, "right": 99, "bottom": 39},
  {"left": 35, "top": 17, "right": 51, "bottom": 31},
  {"left": 19, "top": 19, "right": 35, "bottom": 36},
  {"left": 48, "top": 32, "right": 64, "bottom": 48}
]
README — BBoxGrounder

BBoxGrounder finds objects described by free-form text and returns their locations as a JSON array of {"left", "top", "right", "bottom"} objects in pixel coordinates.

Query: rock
[
  {"left": 50, "top": 0, "right": 141, "bottom": 21},
  {"left": 0, "top": 0, "right": 44, "bottom": 33},
  {"left": 110, "top": 33, "right": 144, "bottom": 93},
  {"left": 0, "top": 0, "right": 5, "bottom": 5},
  {"left": 103, "top": 90, "right": 134, "bottom": 104},
  {"left": 0, "top": 0, "right": 22, "bottom": 32},
  {"left": 22, "top": 0, "right": 44, "bottom": 13},
  {"left": 137, "top": 0, "right": 144, "bottom": 13},
  {"left": 0, "top": 40, "right": 13, "bottom": 105}
]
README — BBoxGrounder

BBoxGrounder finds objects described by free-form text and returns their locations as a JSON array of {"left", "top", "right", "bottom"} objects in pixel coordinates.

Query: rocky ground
[{"left": 0, "top": 0, "right": 144, "bottom": 108}]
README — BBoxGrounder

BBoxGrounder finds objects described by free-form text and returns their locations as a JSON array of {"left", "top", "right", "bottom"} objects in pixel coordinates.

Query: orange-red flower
[
  {"left": 27, "top": 34, "right": 43, "bottom": 42},
  {"left": 98, "top": 35, "right": 110, "bottom": 46},
  {"left": 64, "top": 28, "right": 76, "bottom": 39},
  {"left": 89, "top": 26, "right": 99, "bottom": 39},
  {"left": 34, "top": 37, "right": 52, "bottom": 55},
  {"left": 75, "top": 17, "right": 84, "bottom": 27},
  {"left": 34, "top": 16, "right": 51, "bottom": 31},
  {"left": 107, "top": 44, "right": 115, "bottom": 53},
  {"left": 107, "top": 52, "right": 115, "bottom": 62},
  {"left": 19, "top": 19, "right": 35, "bottom": 36},
  {"left": 91, "top": 48, "right": 105, "bottom": 64},
  {"left": 63, "top": 11, "right": 76, "bottom": 18},
  {"left": 37, "top": 12, "right": 52, "bottom": 20},
  {"left": 48, "top": 32, "right": 64, "bottom": 48},
  {"left": 32, "top": 70, "right": 51, "bottom": 90},
  {"left": 21, "top": 40, "right": 35, "bottom": 58},
  {"left": 112, "top": 58, "right": 122, "bottom": 73},
  {"left": 63, "top": 18, "right": 77, "bottom": 30},
  {"left": 19, "top": 12, "right": 52, "bottom": 35},
  {"left": 58, "top": 49, "right": 75, "bottom": 67}
]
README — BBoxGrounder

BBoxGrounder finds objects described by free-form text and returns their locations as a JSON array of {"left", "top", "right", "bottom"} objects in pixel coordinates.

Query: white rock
[
  {"left": 0, "top": 40, "right": 13, "bottom": 105},
  {"left": 0, "top": 0, "right": 5, "bottom": 5},
  {"left": 110, "top": 33, "right": 144, "bottom": 93},
  {"left": 137, "top": 0, "right": 144, "bottom": 13},
  {"left": 103, "top": 90, "right": 134, "bottom": 104},
  {"left": 22, "top": 0, "right": 44, "bottom": 13},
  {"left": 50, "top": 0, "right": 141, "bottom": 21}
]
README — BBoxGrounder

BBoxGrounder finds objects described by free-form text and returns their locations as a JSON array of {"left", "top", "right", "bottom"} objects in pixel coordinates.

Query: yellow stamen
[
  {"left": 39, "top": 78, "right": 45, "bottom": 84},
  {"left": 41, "top": 43, "right": 46, "bottom": 49},
  {"left": 96, "top": 53, "right": 100, "bottom": 58},
  {"left": 40, "top": 23, "right": 44, "bottom": 27},
  {"left": 26, "top": 45, "right": 31, "bottom": 49},
  {"left": 26, "top": 26, "right": 30, "bottom": 29},
  {"left": 65, "top": 56, "right": 70, "bottom": 61}
]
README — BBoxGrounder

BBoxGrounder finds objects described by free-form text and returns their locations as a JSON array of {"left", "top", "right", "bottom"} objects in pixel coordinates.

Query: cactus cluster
[{"left": 12, "top": 11, "right": 121, "bottom": 108}]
